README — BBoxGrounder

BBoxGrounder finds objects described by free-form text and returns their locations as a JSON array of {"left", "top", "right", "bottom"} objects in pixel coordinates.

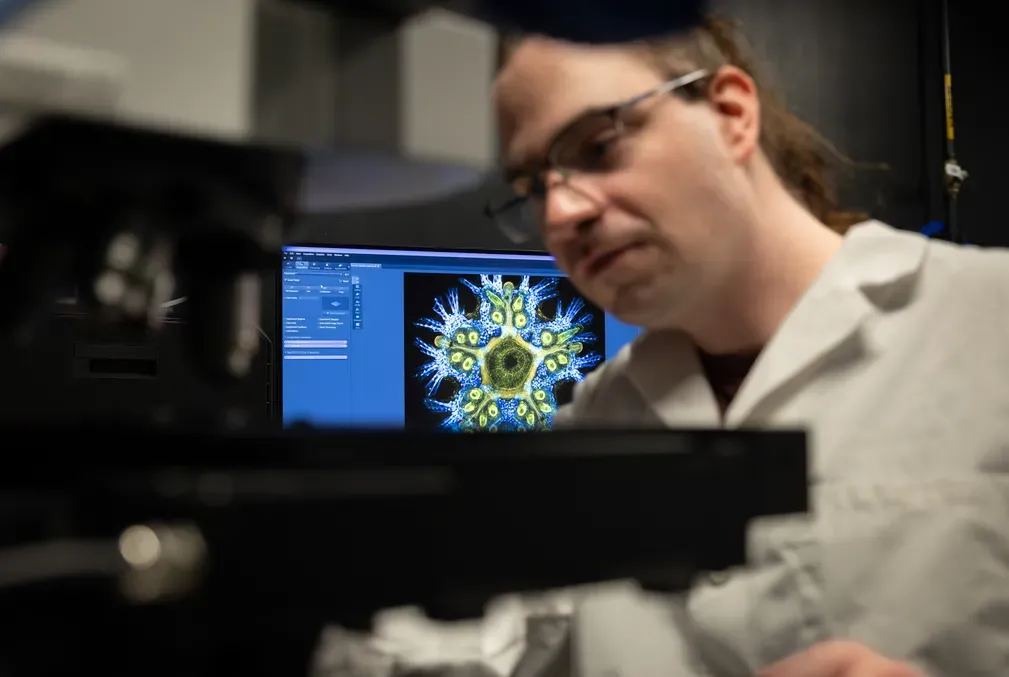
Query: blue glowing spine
[{"left": 414, "top": 274, "right": 602, "bottom": 431}]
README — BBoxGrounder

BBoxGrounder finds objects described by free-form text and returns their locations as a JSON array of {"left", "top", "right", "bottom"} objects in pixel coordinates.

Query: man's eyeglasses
[{"left": 485, "top": 69, "right": 710, "bottom": 244}]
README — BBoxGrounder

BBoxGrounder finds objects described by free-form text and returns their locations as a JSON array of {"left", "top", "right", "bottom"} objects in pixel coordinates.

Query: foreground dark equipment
[
  {"left": 0, "top": 117, "right": 303, "bottom": 383},
  {"left": 299, "top": 0, "right": 708, "bottom": 42},
  {"left": 0, "top": 426, "right": 807, "bottom": 676}
]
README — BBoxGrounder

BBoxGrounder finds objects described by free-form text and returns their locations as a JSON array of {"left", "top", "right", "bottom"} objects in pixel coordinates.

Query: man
[{"left": 490, "top": 16, "right": 1009, "bottom": 677}]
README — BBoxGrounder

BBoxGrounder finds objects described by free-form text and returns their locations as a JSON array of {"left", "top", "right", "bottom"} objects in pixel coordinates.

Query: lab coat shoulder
[
  {"left": 553, "top": 338, "right": 654, "bottom": 429},
  {"left": 919, "top": 236, "right": 1009, "bottom": 314},
  {"left": 908, "top": 237, "right": 1009, "bottom": 407},
  {"left": 787, "top": 235, "right": 1009, "bottom": 676}
]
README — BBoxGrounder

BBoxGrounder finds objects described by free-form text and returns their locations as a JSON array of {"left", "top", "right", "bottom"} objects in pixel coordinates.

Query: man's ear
[{"left": 707, "top": 65, "right": 760, "bottom": 165}]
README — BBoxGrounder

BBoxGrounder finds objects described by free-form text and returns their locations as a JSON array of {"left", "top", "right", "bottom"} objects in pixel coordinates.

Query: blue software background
[{"left": 281, "top": 247, "right": 641, "bottom": 428}]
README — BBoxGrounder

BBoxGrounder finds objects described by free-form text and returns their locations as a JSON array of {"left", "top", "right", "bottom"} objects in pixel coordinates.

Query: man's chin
[
  {"left": 608, "top": 286, "right": 676, "bottom": 329},
  {"left": 607, "top": 300, "right": 656, "bottom": 328}
]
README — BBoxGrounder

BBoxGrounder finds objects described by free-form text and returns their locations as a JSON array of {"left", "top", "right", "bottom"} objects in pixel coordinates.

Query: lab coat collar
[
  {"left": 626, "top": 222, "right": 929, "bottom": 428},
  {"left": 626, "top": 330, "right": 722, "bottom": 427}
]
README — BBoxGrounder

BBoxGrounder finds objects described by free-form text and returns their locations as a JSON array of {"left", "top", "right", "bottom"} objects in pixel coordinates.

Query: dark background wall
[
  {"left": 943, "top": 1, "right": 1008, "bottom": 246},
  {"left": 725, "top": 0, "right": 931, "bottom": 233}
]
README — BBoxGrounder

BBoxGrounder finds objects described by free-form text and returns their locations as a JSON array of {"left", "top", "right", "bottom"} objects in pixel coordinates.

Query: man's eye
[
  {"left": 528, "top": 174, "right": 548, "bottom": 197},
  {"left": 579, "top": 131, "right": 620, "bottom": 167},
  {"left": 588, "top": 135, "right": 616, "bottom": 156}
]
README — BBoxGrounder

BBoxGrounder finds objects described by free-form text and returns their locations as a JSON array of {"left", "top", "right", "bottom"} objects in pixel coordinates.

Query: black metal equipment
[
  {"left": 940, "top": 0, "right": 967, "bottom": 243},
  {"left": 301, "top": 0, "right": 709, "bottom": 42},
  {"left": 0, "top": 426, "right": 807, "bottom": 677},
  {"left": 0, "top": 117, "right": 302, "bottom": 385}
]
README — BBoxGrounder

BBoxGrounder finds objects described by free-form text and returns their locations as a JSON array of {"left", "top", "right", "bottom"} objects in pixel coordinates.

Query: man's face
[{"left": 494, "top": 39, "right": 761, "bottom": 328}]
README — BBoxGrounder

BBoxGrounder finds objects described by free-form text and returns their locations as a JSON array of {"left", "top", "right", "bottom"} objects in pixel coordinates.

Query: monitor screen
[{"left": 280, "top": 245, "right": 642, "bottom": 431}]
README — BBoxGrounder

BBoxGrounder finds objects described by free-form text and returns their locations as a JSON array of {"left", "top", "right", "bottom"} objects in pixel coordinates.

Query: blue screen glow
[{"left": 280, "top": 245, "right": 641, "bottom": 430}]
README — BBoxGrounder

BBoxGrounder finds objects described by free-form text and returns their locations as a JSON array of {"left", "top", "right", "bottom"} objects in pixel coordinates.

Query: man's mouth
[{"left": 584, "top": 244, "right": 636, "bottom": 278}]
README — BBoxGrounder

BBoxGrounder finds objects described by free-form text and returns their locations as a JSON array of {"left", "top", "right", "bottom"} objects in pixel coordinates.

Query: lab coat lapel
[
  {"left": 723, "top": 283, "right": 873, "bottom": 426},
  {"left": 625, "top": 330, "right": 722, "bottom": 427},
  {"left": 726, "top": 222, "right": 929, "bottom": 426},
  {"left": 622, "top": 223, "right": 928, "bottom": 429}
]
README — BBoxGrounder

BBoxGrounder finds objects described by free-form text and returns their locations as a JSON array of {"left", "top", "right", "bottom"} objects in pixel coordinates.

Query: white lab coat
[{"left": 547, "top": 221, "right": 1009, "bottom": 677}]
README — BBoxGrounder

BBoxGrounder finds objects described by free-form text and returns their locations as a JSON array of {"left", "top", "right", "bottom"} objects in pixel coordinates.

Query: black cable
[{"left": 940, "top": 0, "right": 967, "bottom": 243}]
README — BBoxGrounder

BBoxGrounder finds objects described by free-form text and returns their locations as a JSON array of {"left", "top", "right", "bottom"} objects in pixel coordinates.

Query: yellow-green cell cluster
[{"left": 414, "top": 275, "right": 602, "bottom": 431}]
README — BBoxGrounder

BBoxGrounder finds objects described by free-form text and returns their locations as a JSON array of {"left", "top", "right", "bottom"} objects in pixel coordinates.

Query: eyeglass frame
[{"left": 484, "top": 68, "right": 711, "bottom": 242}]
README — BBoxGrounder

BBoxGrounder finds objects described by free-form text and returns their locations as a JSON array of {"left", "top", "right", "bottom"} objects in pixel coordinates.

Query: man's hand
[{"left": 758, "top": 641, "right": 924, "bottom": 677}]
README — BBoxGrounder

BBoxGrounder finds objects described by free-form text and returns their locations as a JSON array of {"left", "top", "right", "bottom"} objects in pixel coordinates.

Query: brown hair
[{"left": 501, "top": 17, "right": 870, "bottom": 233}]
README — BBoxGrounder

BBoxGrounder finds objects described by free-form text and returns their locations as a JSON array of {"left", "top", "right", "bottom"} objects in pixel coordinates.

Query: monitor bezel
[
  {"left": 282, "top": 241, "right": 554, "bottom": 259},
  {"left": 276, "top": 242, "right": 565, "bottom": 426}
]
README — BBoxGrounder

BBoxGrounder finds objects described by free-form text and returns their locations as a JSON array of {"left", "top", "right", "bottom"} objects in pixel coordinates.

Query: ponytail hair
[{"left": 637, "top": 16, "right": 870, "bottom": 232}]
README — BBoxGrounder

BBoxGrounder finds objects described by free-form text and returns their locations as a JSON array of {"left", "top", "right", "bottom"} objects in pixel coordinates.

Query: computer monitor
[{"left": 280, "top": 244, "right": 642, "bottom": 431}]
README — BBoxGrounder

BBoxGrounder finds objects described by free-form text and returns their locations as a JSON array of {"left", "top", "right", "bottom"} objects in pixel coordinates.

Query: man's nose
[{"left": 541, "top": 173, "right": 603, "bottom": 239}]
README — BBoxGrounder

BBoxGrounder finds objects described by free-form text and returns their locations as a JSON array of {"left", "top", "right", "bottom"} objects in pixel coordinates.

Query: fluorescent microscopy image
[{"left": 408, "top": 274, "right": 603, "bottom": 432}]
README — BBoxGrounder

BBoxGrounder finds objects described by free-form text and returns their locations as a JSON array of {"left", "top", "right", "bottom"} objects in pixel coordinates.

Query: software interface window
[{"left": 281, "top": 246, "right": 641, "bottom": 431}]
